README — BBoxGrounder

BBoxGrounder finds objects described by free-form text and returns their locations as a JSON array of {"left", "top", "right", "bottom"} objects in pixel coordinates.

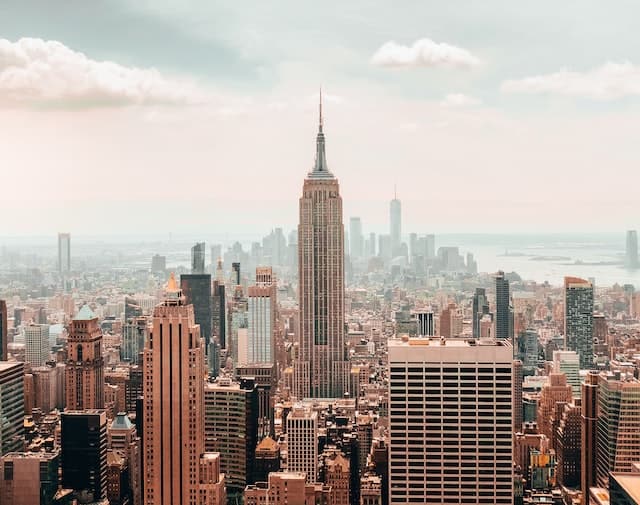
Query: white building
[
  {"left": 286, "top": 407, "right": 318, "bottom": 483},
  {"left": 553, "top": 350, "right": 581, "bottom": 398},
  {"left": 388, "top": 337, "right": 513, "bottom": 505},
  {"left": 246, "top": 268, "right": 276, "bottom": 364},
  {"left": 24, "top": 324, "right": 50, "bottom": 367}
]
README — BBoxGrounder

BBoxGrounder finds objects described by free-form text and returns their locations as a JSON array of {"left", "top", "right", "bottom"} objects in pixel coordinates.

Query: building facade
[
  {"left": 0, "top": 362, "right": 24, "bottom": 456},
  {"left": 564, "top": 276, "right": 594, "bottom": 368}
]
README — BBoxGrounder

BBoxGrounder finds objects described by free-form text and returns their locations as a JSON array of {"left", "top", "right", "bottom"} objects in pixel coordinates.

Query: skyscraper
[
  {"left": 389, "top": 190, "right": 401, "bottom": 256},
  {"left": 65, "top": 305, "right": 104, "bottom": 410},
  {"left": 212, "top": 277, "right": 226, "bottom": 350},
  {"left": 0, "top": 362, "right": 24, "bottom": 456},
  {"left": 0, "top": 450, "right": 60, "bottom": 505},
  {"left": 349, "top": 217, "right": 363, "bottom": 259},
  {"left": 24, "top": 323, "right": 50, "bottom": 367},
  {"left": 625, "top": 230, "right": 639, "bottom": 269},
  {"left": 415, "top": 310, "right": 434, "bottom": 337},
  {"left": 295, "top": 93, "right": 348, "bottom": 399},
  {"left": 246, "top": 267, "right": 277, "bottom": 364},
  {"left": 181, "top": 272, "right": 213, "bottom": 354},
  {"left": 191, "top": 242, "right": 206, "bottom": 274},
  {"left": 581, "top": 371, "right": 599, "bottom": 505},
  {"left": 495, "top": 271, "right": 511, "bottom": 339},
  {"left": 58, "top": 232, "right": 71, "bottom": 273},
  {"left": 564, "top": 276, "right": 594, "bottom": 368},
  {"left": 286, "top": 407, "right": 318, "bottom": 483},
  {"left": 472, "top": 288, "right": 490, "bottom": 339},
  {"left": 143, "top": 273, "right": 218, "bottom": 505},
  {"left": 61, "top": 410, "right": 108, "bottom": 502},
  {"left": 388, "top": 337, "right": 513, "bottom": 504},
  {"left": 0, "top": 300, "right": 7, "bottom": 361}
]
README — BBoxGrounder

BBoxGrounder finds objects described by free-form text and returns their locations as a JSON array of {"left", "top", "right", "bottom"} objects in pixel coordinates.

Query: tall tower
[
  {"left": 625, "top": 230, "right": 639, "bottom": 268},
  {"left": 349, "top": 217, "right": 363, "bottom": 259},
  {"left": 389, "top": 189, "right": 401, "bottom": 256},
  {"left": 472, "top": 288, "right": 490, "bottom": 339},
  {"left": 246, "top": 267, "right": 277, "bottom": 364},
  {"left": 191, "top": 242, "right": 206, "bottom": 274},
  {"left": 581, "top": 371, "right": 599, "bottom": 505},
  {"left": 564, "top": 276, "right": 594, "bottom": 368},
  {"left": 295, "top": 91, "right": 348, "bottom": 399},
  {"left": 495, "top": 271, "right": 511, "bottom": 340},
  {"left": 0, "top": 299, "right": 8, "bottom": 361},
  {"left": 143, "top": 273, "right": 218, "bottom": 505},
  {"left": 0, "top": 362, "right": 24, "bottom": 456},
  {"left": 65, "top": 305, "right": 104, "bottom": 410},
  {"left": 58, "top": 232, "right": 71, "bottom": 273}
]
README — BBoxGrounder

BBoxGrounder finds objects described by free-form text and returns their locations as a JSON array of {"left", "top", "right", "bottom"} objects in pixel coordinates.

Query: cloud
[
  {"left": 370, "top": 38, "right": 481, "bottom": 69},
  {"left": 501, "top": 62, "right": 640, "bottom": 100},
  {"left": 440, "top": 93, "right": 482, "bottom": 107},
  {"left": 0, "top": 38, "right": 202, "bottom": 107}
]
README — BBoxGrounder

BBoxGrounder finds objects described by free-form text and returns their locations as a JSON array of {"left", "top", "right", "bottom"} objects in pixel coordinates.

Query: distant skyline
[{"left": 2, "top": 1, "right": 640, "bottom": 235}]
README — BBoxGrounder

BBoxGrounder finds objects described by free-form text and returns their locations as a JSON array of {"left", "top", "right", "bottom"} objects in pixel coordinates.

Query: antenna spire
[{"left": 319, "top": 87, "right": 323, "bottom": 132}]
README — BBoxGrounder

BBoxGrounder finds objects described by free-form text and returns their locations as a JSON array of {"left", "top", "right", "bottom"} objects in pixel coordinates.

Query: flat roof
[{"left": 611, "top": 473, "right": 640, "bottom": 503}]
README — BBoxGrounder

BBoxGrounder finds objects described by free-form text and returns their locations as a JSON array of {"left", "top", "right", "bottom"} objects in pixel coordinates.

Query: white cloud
[
  {"left": 440, "top": 93, "right": 482, "bottom": 107},
  {"left": 370, "top": 38, "right": 481, "bottom": 69},
  {"left": 501, "top": 62, "right": 640, "bottom": 100},
  {"left": 0, "top": 37, "right": 202, "bottom": 107}
]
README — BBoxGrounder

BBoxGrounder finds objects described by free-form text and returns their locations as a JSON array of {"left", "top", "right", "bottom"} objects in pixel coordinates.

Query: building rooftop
[
  {"left": 389, "top": 336, "right": 509, "bottom": 348},
  {"left": 0, "top": 361, "right": 23, "bottom": 372},
  {"left": 611, "top": 473, "right": 640, "bottom": 503},
  {"left": 75, "top": 304, "right": 96, "bottom": 321}
]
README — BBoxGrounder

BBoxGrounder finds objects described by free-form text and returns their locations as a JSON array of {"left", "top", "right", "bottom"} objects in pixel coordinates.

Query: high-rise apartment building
[
  {"left": 0, "top": 450, "right": 60, "bottom": 505},
  {"left": 0, "top": 300, "right": 7, "bottom": 361},
  {"left": 350, "top": 217, "right": 364, "bottom": 258},
  {"left": 246, "top": 267, "right": 277, "bottom": 364},
  {"left": 596, "top": 372, "right": 640, "bottom": 489},
  {"left": 24, "top": 323, "right": 50, "bottom": 367},
  {"left": 295, "top": 94, "right": 348, "bottom": 399},
  {"left": 495, "top": 271, "right": 511, "bottom": 339},
  {"left": 121, "top": 317, "right": 147, "bottom": 364},
  {"left": 553, "top": 350, "right": 581, "bottom": 398},
  {"left": 564, "top": 276, "right": 594, "bottom": 368},
  {"left": 286, "top": 406, "right": 318, "bottom": 483},
  {"left": 582, "top": 371, "right": 599, "bottom": 505},
  {"left": 204, "top": 377, "right": 258, "bottom": 501},
  {"left": 517, "top": 328, "right": 539, "bottom": 374},
  {"left": 415, "top": 311, "right": 434, "bottom": 337},
  {"left": 388, "top": 337, "right": 513, "bottom": 505},
  {"left": 626, "top": 230, "right": 639, "bottom": 269},
  {"left": 65, "top": 305, "right": 104, "bottom": 410},
  {"left": 61, "top": 410, "right": 108, "bottom": 501},
  {"left": 555, "top": 402, "right": 581, "bottom": 489},
  {"left": 191, "top": 242, "right": 206, "bottom": 274},
  {"left": 58, "top": 232, "right": 71, "bottom": 273},
  {"left": 143, "top": 273, "right": 217, "bottom": 505},
  {"left": 181, "top": 273, "right": 213, "bottom": 354},
  {"left": 390, "top": 192, "right": 401, "bottom": 256},
  {"left": 0, "top": 362, "right": 24, "bottom": 456},
  {"left": 472, "top": 288, "right": 490, "bottom": 339}
]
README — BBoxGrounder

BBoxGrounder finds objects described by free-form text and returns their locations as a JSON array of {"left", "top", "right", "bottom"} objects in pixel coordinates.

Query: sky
[{"left": 1, "top": 0, "right": 640, "bottom": 237}]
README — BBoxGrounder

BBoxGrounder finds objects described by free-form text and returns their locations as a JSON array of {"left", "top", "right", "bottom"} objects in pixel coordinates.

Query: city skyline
[{"left": 2, "top": 2, "right": 640, "bottom": 235}]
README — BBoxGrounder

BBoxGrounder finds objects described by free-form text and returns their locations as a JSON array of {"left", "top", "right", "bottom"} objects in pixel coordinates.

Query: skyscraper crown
[{"left": 309, "top": 89, "right": 334, "bottom": 179}]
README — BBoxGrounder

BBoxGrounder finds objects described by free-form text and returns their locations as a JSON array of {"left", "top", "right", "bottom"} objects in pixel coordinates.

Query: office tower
[
  {"left": 536, "top": 373, "right": 572, "bottom": 440},
  {"left": 61, "top": 410, "right": 107, "bottom": 501},
  {"left": 378, "top": 234, "right": 392, "bottom": 260},
  {"left": 295, "top": 94, "right": 348, "bottom": 399},
  {"left": 197, "top": 453, "right": 227, "bottom": 505},
  {"left": 0, "top": 362, "right": 24, "bottom": 456},
  {"left": 424, "top": 234, "right": 435, "bottom": 259},
  {"left": 389, "top": 190, "right": 401, "bottom": 255},
  {"left": 191, "top": 242, "right": 206, "bottom": 274},
  {"left": 246, "top": 267, "right": 277, "bottom": 364},
  {"left": 210, "top": 244, "right": 222, "bottom": 268},
  {"left": 0, "top": 450, "right": 60, "bottom": 505},
  {"left": 415, "top": 310, "right": 434, "bottom": 337},
  {"left": 555, "top": 402, "right": 581, "bottom": 489},
  {"left": 0, "top": 300, "right": 7, "bottom": 361},
  {"left": 350, "top": 217, "right": 364, "bottom": 258},
  {"left": 65, "top": 305, "right": 104, "bottom": 410},
  {"left": 582, "top": 371, "right": 599, "bottom": 504},
  {"left": 204, "top": 377, "right": 258, "bottom": 500},
  {"left": 495, "top": 271, "right": 511, "bottom": 339},
  {"left": 367, "top": 232, "right": 376, "bottom": 257},
  {"left": 439, "top": 302, "right": 462, "bottom": 338},
  {"left": 626, "top": 230, "right": 639, "bottom": 268},
  {"left": 472, "top": 288, "right": 490, "bottom": 339},
  {"left": 245, "top": 472, "right": 314, "bottom": 504},
  {"left": 553, "top": 350, "right": 581, "bottom": 398},
  {"left": 143, "top": 273, "right": 216, "bottom": 505},
  {"left": 32, "top": 365, "right": 57, "bottom": 414},
  {"left": 286, "top": 406, "right": 318, "bottom": 483},
  {"left": 236, "top": 362, "right": 277, "bottom": 439},
  {"left": 181, "top": 272, "right": 213, "bottom": 354},
  {"left": 108, "top": 412, "right": 142, "bottom": 505},
  {"left": 58, "top": 232, "right": 71, "bottom": 273},
  {"left": 388, "top": 337, "right": 513, "bottom": 505},
  {"left": 564, "top": 276, "right": 594, "bottom": 368},
  {"left": 513, "top": 360, "right": 523, "bottom": 432},
  {"left": 596, "top": 372, "right": 640, "bottom": 488},
  {"left": 232, "top": 262, "right": 241, "bottom": 286},
  {"left": 212, "top": 277, "right": 226, "bottom": 350},
  {"left": 121, "top": 317, "right": 147, "bottom": 364},
  {"left": 151, "top": 254, "right": 166, "bottom": 273},
  {"left": 253, "top": 436, "right": 280, "bottom": 482},
  {"left": 24, "top": 323, "right": 50, "bottom": 367},
  {"left": 517, "top": 328, "right": 539, "bottom": 374}
]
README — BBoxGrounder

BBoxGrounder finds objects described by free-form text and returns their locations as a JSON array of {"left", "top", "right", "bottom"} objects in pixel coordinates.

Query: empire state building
[{"left": 295, "top": 93, "right": 348, "bottom": 399}]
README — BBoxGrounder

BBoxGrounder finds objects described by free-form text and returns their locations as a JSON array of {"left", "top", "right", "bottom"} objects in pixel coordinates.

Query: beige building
[
  {"left": 245, "top": 472, "right": 331, "bottom": 505},
  {"left": 0, "top": 451, "right": 60, "bottom": 505},
  {"left": 143, "top": 274, "right": 222, "bottom": 505},
  {"left": 65, "top": 305, "right": 104, "bottom": 410},
  {"left": 295, "top": 97, "right": 349, "bottom": 399},
  {"left": 536, "top": 372, "right": 573, "bottom": 440},
  {"left": 388, "top": 337, "right": 513, "bottom": 504},
  {"left": 286, "top": 407, "right": 318, "bottom": 483}
]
